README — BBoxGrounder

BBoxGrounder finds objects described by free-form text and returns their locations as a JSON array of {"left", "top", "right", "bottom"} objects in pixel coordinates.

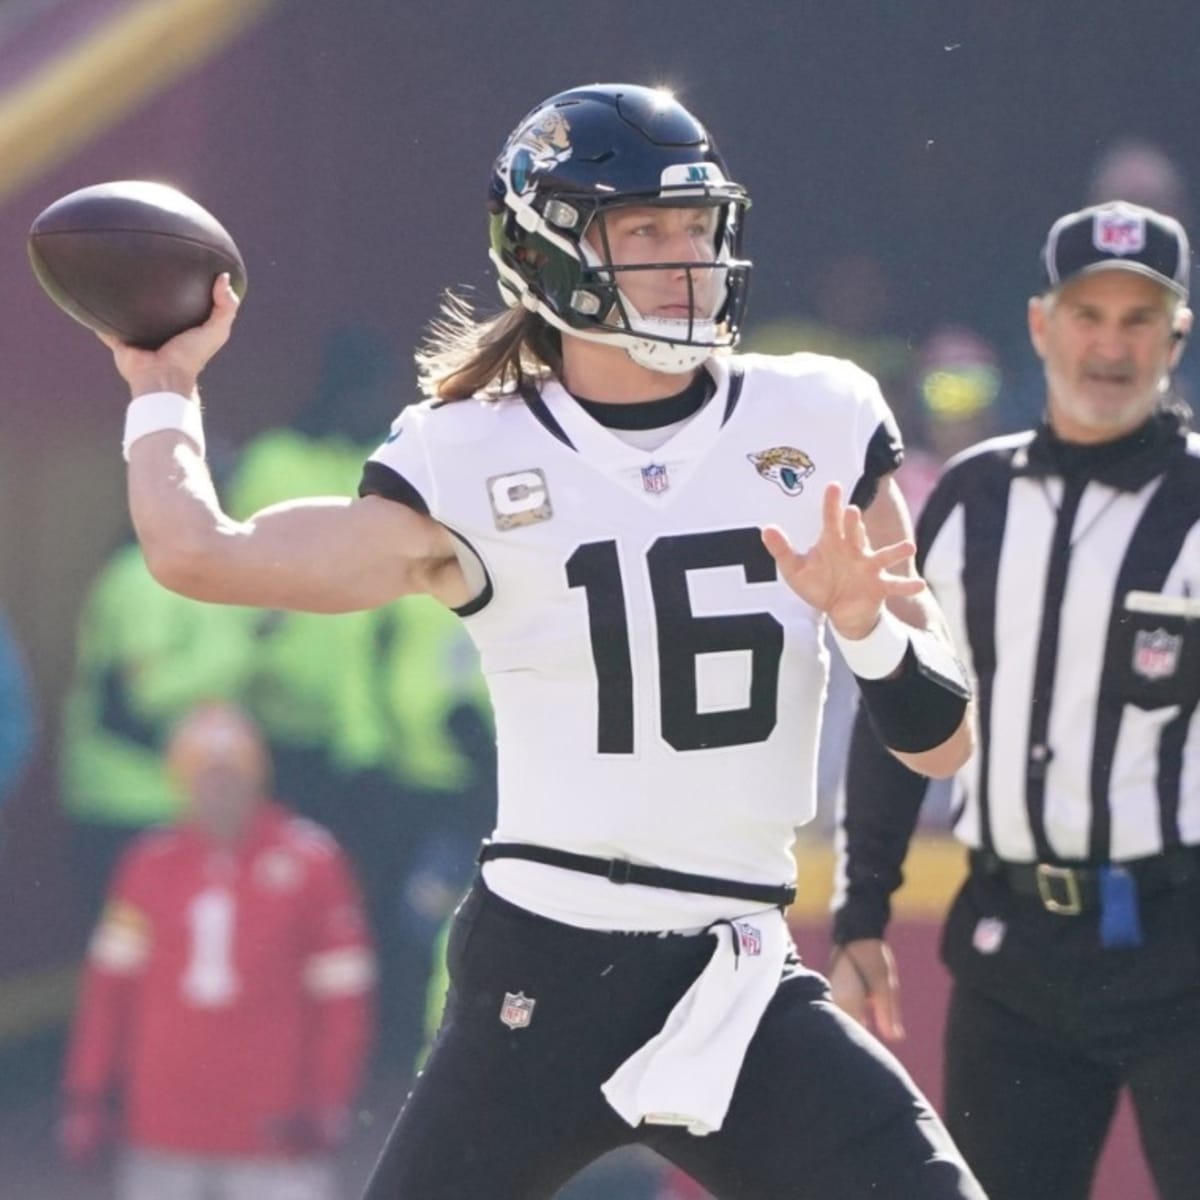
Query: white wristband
[
  {"left": 830, "top": 609, "right": 911, "bottom": 680},
  {"left": 122, "top": 392, "right": 206, "bottom": 462}
]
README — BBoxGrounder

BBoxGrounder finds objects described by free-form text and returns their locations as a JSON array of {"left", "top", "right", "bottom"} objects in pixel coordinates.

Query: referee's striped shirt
[{"left": 833, "top": 407, "right": 1200, "bottom": 942}]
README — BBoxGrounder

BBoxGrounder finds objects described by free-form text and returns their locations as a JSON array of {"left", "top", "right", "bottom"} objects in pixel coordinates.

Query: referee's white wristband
[
  {"left": 122, "top": 392, "right": 206, "bottom": 462},
  {"left": 831, "top": 609, "right": 911, "bottom": 680}
]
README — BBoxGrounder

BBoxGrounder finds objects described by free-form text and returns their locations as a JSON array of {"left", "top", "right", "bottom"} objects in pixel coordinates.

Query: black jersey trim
[
  {"left": 572, "top": 371, "right": 715, "bottom": 430},
  {"left": 448, "top": 528, "right": 495, "bottom": 618},
  {"left": 720, "top": 363, "right": 745, "bottom": 426},
  {"left": 850, "top": 419, "right": 904, "bottom": 510},
  {"left": 358, "top": 460, "right": 431, "bottom": 515},
  {"left": 518, "top": 379, "right": 576, "bottom": 450}
]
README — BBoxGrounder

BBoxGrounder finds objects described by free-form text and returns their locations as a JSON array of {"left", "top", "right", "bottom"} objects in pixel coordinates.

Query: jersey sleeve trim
[
  {"left": 720, "top": 363, "right": 746, "bottom": 425},
  {"left": 448, "top": 528, "right": 495, "bottom": 617},
  {"left": 849, "top": 418, "right": 903, "bottom": 510},
  {"left": 358, "top": 460, "right": 431, "bottom": 515}
]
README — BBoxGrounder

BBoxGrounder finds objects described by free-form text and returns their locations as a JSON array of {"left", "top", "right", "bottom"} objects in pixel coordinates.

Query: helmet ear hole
[{"left": 514, "top": 245, "right": 547, "bottom": 269}]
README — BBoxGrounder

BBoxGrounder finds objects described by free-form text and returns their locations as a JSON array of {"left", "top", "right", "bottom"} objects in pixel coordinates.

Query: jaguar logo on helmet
[
  {"left": 748, "top": 446, "right": 816, "bottom": 496},
  {"left": 506, "top": 110, "right": 573, "bottom": 198}
]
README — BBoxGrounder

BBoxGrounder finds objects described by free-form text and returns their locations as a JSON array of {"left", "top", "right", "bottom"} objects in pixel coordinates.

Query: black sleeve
[
  {"left": 848, "top": 416, "right": 904, "bottom": 510},
  {"left": 831, "top": 702, "right": 929, "bottom": 944},
  {"left": 358, "top": 460, "right": 431, "bottom": 514}
]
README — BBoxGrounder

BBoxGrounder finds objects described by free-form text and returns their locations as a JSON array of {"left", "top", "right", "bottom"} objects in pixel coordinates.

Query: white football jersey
[{"left": 365, "top": 353, "right": 898, "bottom": 928}]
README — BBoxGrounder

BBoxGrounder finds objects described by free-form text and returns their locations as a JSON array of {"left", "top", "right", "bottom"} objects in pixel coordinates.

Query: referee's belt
[
  {"left": 476, "top": 841, "right": 797, "bottom": 909},
  {"left": 970, "top": 847, "right": 1200, "bottom": 916}
]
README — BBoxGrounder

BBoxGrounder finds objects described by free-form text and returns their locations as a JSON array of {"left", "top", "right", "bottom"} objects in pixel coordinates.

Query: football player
[{"left": 103, "top": 84, "right": 980, "bottom": 1199}]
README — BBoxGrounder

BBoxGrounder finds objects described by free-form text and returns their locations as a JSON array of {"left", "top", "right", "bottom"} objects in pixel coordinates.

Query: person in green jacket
[
  {"left": 59, "top": 540, "right": 256, "bottom": 924},
  {"left": 221, "top": 325, "right": 402, "bottom": 832}
]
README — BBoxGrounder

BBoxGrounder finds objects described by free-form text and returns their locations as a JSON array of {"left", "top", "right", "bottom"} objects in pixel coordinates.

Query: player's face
[
  {"left": 1029, "top": 271, "right": 1190, "bottom": 443},
  {"left": 588, "top": 205, "right": 722, "bottom": 322}
]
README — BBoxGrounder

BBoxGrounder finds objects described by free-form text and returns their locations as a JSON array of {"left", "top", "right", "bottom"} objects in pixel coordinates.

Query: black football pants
[{"left": 363, "top": 881, "right": 984, "bottom": 1200}]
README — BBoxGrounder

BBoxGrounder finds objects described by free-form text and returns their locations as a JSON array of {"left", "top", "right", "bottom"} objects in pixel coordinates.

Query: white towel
[{"left": 601, "top": 909, "right": 789, "bottom": 1136}]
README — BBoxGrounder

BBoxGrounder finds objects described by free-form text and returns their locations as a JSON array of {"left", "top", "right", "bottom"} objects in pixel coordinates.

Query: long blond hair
[{"left": 416, "top": 292, "right": 562, "bottom": 401}]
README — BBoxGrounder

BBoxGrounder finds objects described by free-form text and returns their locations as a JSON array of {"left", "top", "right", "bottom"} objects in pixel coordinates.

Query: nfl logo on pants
[{"left": 500, "top": 991, "right": 536, "bottom": 1029}]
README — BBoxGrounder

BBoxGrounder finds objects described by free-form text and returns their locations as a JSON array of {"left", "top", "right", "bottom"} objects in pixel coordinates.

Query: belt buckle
[{"left": 1035, "top": 863, "right": 1083, "bottom": 915}]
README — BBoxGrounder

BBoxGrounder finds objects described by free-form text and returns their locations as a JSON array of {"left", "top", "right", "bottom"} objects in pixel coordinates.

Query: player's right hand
[
  {"left": 829, "top": 938, "right": 905, "bottom": 1042},
  {"left": 57, "top": 1096, "right": 112, "bottom": 1165},
  {"left": 98, "top": 273, "right": 241, "bottom": 401}
]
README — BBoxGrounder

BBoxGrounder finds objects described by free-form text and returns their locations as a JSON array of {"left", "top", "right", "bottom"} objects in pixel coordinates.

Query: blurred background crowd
[{"left": 1, "top": 1, "right": 1195, "bottom": 1196}]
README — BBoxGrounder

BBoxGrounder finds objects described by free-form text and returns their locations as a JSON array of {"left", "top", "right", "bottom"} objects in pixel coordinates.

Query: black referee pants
[
  {"left": 941, "top": 870, "right": 1200, "bottom": 1200},
  {"left": 363, "top": 881, "right": 984, "bottom": 1200}
]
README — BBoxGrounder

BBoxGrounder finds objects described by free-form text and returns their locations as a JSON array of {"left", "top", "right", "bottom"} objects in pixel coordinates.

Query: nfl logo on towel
[
  {"left": 641, "top": 463, "right": 669, "bottom": 494},
  {"left": 499, "top": 991, "right": 536, "bottom": 1029},
  {"left": 733, "top": 922, "right": 762, "bottom": 956}
]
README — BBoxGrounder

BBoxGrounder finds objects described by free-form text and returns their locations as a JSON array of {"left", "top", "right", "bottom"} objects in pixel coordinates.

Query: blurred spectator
[
  {"left": 59, "top": 702, "right": 375, "bottom": 1200},
  {"left": 334, "top": 594, "right": 495, "bottom": 1075},
  {"left": 748, "top": 252, "right": 915, "bottom": 403},
  {"left": 0, "top": 606, "right": 35, "bottom": 847},
  {"left": 222, "top": 324, "right": 401, "bottom": 832},
  {"left": 894, "top": 324, "right": 1003, "bottom": 517},
  {"left": 1087, "top": 137, "right": 1190, "bottom": 222},
  {"left": 58, "top": 539, "right": 256, "bottom": 925}
]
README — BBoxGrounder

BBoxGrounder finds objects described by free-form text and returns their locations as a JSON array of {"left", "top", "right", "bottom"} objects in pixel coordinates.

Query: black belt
[
  {"left": 476, "top": 841, "right": 797, "bottom": 908},
  {"left": 970, "top": 847, "right": 1200, "bottom": 916}
]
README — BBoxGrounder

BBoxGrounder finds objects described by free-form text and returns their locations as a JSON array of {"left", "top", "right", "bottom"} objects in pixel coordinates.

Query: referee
[{"left": 830, "top": 200, "right": 1200, "bottom": 1200}]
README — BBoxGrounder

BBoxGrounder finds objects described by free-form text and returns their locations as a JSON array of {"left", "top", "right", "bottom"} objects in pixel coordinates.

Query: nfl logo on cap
[
  {"left": 1041, "top": 200, "right": 1190, "bottom": 300},
  {"left": 1093, "top": 209, "right": 1145, "bottom": 256}
]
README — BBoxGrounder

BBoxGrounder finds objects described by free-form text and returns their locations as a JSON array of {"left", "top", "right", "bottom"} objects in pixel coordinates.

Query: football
[{"left": 27, "top": 180, "right": 248, "bottom": 350}]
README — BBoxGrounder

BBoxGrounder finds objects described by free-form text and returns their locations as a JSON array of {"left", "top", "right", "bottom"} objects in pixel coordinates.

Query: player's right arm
[{"left": 107, "top": 277, "right": 466, "bottom": 614}]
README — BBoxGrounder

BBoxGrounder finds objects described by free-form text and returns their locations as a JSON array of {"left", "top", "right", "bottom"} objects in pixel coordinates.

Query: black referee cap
[{"left": 1041, "top": 201, "right": 1190, "bottom": 300}]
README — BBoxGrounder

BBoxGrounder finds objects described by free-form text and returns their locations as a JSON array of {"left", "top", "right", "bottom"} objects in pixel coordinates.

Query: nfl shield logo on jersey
[
  {"left": 1093, "top": 208, "right": 1146, "bottom": 256},
  {"left": 499, "top": 991, "right": 536, "bottom": 1029},
  {"left": 1133, "top": 627, "right": 1182, "bottom": 680},
  {"left": 641, "top": 463, "right": 669, "bottom": 494}
]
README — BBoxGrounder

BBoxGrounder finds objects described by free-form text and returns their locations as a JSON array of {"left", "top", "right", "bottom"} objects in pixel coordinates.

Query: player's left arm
[
  {"left": 763, "top": 475, "right": 973, "bottom": 779},
  {"left": 858, "top": 475, "right": 974, "bottom": 778}
]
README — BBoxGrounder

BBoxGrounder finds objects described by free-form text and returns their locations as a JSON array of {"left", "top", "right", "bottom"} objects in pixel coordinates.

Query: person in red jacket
[{"left": 59, "top": 700, "right": 376, "bottom": 1200}]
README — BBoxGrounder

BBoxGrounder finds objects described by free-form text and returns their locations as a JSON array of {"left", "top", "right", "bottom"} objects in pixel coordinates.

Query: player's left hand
[{"left": 762, "top": 482, "right": 925, "bottom": 639}]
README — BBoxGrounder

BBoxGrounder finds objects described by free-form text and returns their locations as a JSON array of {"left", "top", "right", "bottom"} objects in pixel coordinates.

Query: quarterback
[{"left": 104, "top": 84, "right": 982, "bottom": 1199}]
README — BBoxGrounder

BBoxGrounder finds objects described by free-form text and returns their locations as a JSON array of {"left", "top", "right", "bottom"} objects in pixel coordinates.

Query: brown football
[{"left": 28, "top": 180, "right": 247, "bottom": 349}]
